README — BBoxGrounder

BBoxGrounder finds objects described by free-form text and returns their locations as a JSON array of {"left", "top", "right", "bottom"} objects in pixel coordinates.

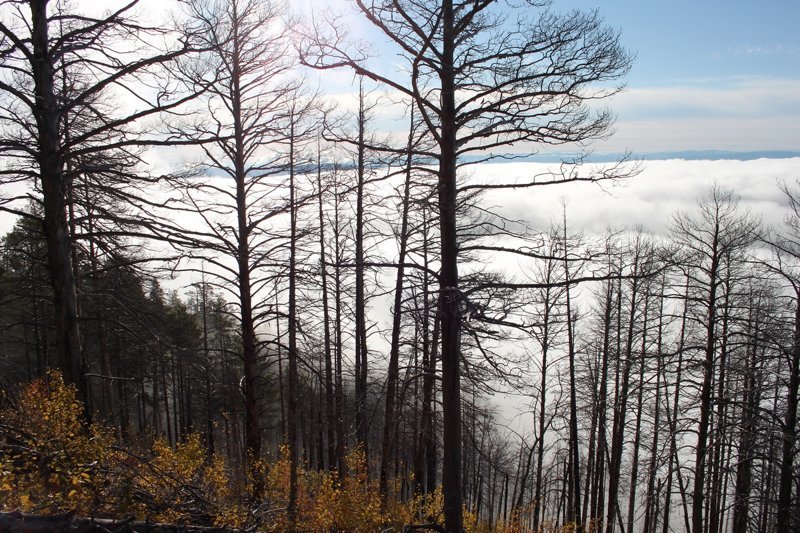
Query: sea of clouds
[
  {"left": 484, "top": 157, "right": 800, "bottom": 237},
  {"left": 2, "top": 157, "right": 799, "bottom": 287}
]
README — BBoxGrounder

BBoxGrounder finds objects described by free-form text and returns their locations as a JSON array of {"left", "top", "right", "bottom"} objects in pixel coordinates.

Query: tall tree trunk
[
  {"left": 563, "top": 217, "right": 582, "bottom": 533},
  {"left": 276, "top": 289, "right": 285, "bottom": 439},
  {"left": 161, "top": 354, "right": 173, "bottom": 446},
  {"left": 583, "top": 351, "right": 599, "bottom": 528},
  {"left": 228, "top": 6, "right": 261, "bottom": 467},
  {"left": 201, "top": 278, "right": 215, "bottom": 459},
  {"left": 692, "top": 226, "right": 721, "bottom": 533},
  {"left": 415, "top": 206, "right": 438, "bottom": 496},
  {"left": 662, "top": 276, "right": 691, "bottom": 533},
  {"left": 642, "top": 279, "right": 665, "bottom": 533},
  {"left": 354, "top": 80, "right": 370, "bottom": 454},
  {"left": 31, "top": 0, "right": 87, "bottom": 413},
  {"left": 152, "top": 356, "right": 160, "bottom": 435},
  {"left": 709, "top": 261, "right": 732, "bottom": 533},
  {"left": 438, "top": 2, "right": 463, "bottom": 527},
  {"left": 626, "top": 290, "right": 650, "bottom": 533},
  {"left": 333, "top": 170, "right": 346, "bottom": 474},
  {"left": 426, "top": 261, "right": 440, "bottom": 496},
  {"left": 760, "top": 382, "right": 781, "bottom": 533},
  {"left": 286, "top": 114, "right": 299, "bottom": 529},
  {"left": 380, "top": 111, "right": 415, "bottom": 499},
  {"left": 591, "top": 274, "right": 615, "bottom": 530},
  {"left": 716, "top": 425, "right": 734, "bottom": 533},
  {"left": 171, "top": 352, "right": 180, "bottom": 441},
  {"left": 605, "top": 248, "right": 642, "bottom": 533},
  {"left": 413, "top": 285, "right": 430, "bottom": 494},
  {"left": 31, "top": 273, "right": 48, "bottom": 377},
  {"left": 595, "top": 298, "right": 614, "bottom": 531},
  {"left": 316, "top": 144, "right": 336, "bottom": 472},
  {"left": 776, "top": 292, "right": 800, "bottom": 531}
]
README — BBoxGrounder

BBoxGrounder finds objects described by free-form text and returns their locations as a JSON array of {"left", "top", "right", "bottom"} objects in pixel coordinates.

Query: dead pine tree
[
  {"left": 301, "top": 3, "right": 632, "bottom": 528},
  {"left": 0, "top": 0, "right": 204, "bottom": 414},
  {"left": 170, "top": 0, "right": 300, "bottom": 488},
  {"left": 671, "top": 186, "right": 758, "bottom": 533}
]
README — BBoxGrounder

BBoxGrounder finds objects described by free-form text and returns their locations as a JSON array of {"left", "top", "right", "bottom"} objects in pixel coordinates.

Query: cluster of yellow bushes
[
  {"left": 0, "top": 373, "right": 573, "bottom": 532},
  {"left": 260, "top": 446, "right": 450, "bottom": 531},
  {"left": 0, "top": 372, "right": 116, "bottom": 516},
  {"left": 0, "top": 372, "right": 450, "bottom": 531}
]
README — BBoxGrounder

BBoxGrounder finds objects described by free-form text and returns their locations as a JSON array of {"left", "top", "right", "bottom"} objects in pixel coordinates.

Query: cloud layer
[
  {"left": 483, "top": 157, "right": 800, "bottom": 237},
  {"left": 597, "top": 78, "right": 800, "bottom": 153}
]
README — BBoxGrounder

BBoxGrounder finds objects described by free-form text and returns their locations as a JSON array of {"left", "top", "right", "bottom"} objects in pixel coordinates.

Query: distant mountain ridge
[
  {"left": 637, "top": 150, "right": 800, "bottom": 161},
  {"left": 469, "top": 150, "right": 800, "bottom": 164},
  {"left": 197, "top": 151, "right": 800, "bottom": 178}
]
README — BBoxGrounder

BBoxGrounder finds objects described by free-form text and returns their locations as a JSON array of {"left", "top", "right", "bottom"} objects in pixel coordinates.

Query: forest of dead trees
[{"left": 0, "top": 0, "right": 798, "bottom": 532}]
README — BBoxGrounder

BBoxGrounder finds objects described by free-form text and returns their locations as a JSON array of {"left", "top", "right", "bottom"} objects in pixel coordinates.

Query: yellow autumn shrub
[
  {"left": 261, "top": 445, "right": 353, "bottom": 531},
  {"left": 0, "top": 373, "right": 467, "bottom": 532},
  {"left": 0, "top": 371, "right": 114, "bottom": 515},
  {"left": 0, "top": 372, "right": 246, "bottom": 527},
  {"left": 329, "top": 446, "right": 384, "bottom": 530},
  {"left": 261, "top": 444, "right": 437, "bottom": 532},
  {"left": 128, "top": 433, "right": 247, "bottom": 527}
]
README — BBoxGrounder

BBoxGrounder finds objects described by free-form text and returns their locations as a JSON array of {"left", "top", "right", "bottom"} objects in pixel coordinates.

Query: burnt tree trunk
[
  {"left": 380, "top": 112, "right": 416, "bottom": 499},
  {"left": 316, "top": 145, "right": 336, "bottom": 472},
  {"left": 354, "top": 81, "right": 370, "bottom": 455},
  {"left": 286, "top": 113, "right": 299, "bottom": 529},
  {"left": 691, "top": 225, "right": 720, "bottom": 533},
  {"left": 605, "top": 249, "right": 642, "bottom": 533},
  {"left": 31, "top": 0, "right": 88, "bottom": 412},
  {"left": 776, "top": 292, "right": 800, "bottom": 532},
  {"left": 437, "top": 2, "right": 463, "bottom": 528}
]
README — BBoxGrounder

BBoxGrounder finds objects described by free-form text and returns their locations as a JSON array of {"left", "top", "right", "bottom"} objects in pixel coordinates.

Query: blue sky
[
  {"left": 297, "top": 0, "right": 800, "bottom": 156},
  {"left": 564, "top": 1, "right": 799, "bottom": 84},
  {"left": 591, "top": 1, "right": 800, "bottom": 154}
]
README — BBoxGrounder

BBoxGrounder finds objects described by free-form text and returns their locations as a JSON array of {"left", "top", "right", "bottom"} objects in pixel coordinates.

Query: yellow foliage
[
  {"left": 0, "top": 371, "right": 114, "bottom": 515},
  {"left": 256, "top": 444, "right": 453, "bottom": 532},
  {"left": 261, "top": 445, "right": 387, "bottom": 531},
  {"left": 0, "top": 372, "right": 247, "bottom": 527},
  {"left": 130, "top": 433, "right": 247, "bottom": 527},
  {"left": 0, "top": 373, "right": 494, "bottom": 532}
]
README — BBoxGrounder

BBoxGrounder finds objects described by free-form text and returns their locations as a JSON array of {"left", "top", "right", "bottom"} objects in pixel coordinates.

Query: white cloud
[
  {"left": 601, "top": 116, "right": 800, "bottom": 153},
  {"left": 5, "top": 158, "right": 799, "bottom": 245},
  {"left": 592, "top": 78, "right": 800, "bottom": 153},
  {"left": 322, "top": 77, "right": 800, "bottom": 154},
  {"left": 612, "top": 78, "right": 800, "bottom": 118},
  {"left": 718, "top": 43, "right": 800, "bottom": 58},
  {"left": 482, "top": 158, "right": 800, "bottom": 237}
]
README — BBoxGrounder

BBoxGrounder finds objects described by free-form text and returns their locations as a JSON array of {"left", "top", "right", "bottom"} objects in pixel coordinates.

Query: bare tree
[
  {"left": 169, "top": 0, "right": 297, "bottom": 469},
  {"left": 301, "top": 2, "right": 632, "bottom": 527},
  {"left": 0, "top": 0, "right": 200, "bottom": 410},
  {"left": 670, "top": 185, "right": 759, "bottom": 533},
  {"left": 380, "top": 108, "right": 424, "bottom": 499},
  {"left": 764, "top": 181, "right": 800, "bottom": 533}
]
